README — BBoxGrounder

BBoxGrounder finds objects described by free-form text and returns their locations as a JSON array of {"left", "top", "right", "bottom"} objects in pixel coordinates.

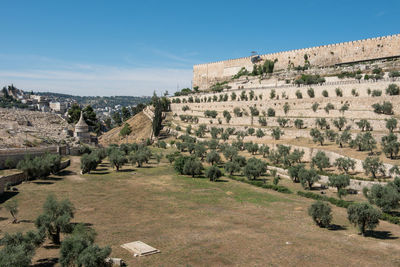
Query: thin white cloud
[{"left": 0, "top": 55, "right": 192, "bottom": 96}]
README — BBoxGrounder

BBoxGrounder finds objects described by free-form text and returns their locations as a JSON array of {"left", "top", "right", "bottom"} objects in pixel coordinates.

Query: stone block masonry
[
  {"left": 193, "top": 34, "right": 400, "bottom": 89},
  {"left": 0, "top": 159, "right": 70, "bottom": 195}
]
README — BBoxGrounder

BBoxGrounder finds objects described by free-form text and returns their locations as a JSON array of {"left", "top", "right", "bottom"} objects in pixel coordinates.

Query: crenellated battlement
[{"left": 193, "top": 34, "right": 400, "bottom": 89}]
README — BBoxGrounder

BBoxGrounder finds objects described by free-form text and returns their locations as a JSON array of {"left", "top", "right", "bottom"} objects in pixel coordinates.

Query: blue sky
[{"left": 0, "top": 0, "right": 398, "bottom": 96}]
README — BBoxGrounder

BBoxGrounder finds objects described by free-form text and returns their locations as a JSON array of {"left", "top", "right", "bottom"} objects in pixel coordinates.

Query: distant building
[
  {"left": 49, "top": 102, "right": 67, "bottom": 114},
  {"left": 74, "top": 112, "right": 91, "bottom": 143}
]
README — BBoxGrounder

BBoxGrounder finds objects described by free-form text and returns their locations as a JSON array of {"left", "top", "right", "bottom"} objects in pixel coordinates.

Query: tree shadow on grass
[
  {"left": 43, "top": 244, "right": 60, "bottom": 249},
  {"left": 140, "top": 165, "right": 154, "bottom": 169},
  {"left": 43, "top": 177, "right": 63, "bottom": 181},
  {"left": 117, "top": 168, "right": 136, "bottom": 172},
  {"left": 90, "top": 171, "right": 110, "bottom": 175},
  {"left": 71, "top": 222, "right": 93, "bottom": 227},
  {"left": 94, "top": 167, "right": 108, "bottom": 171},
  {"left": 0, "top": 217, "right": 8, "bottom": 222},
  {"left": 0, "top": 191, "right": 19, "bottom": 204},
  {"left": 32, "top": 258, "right": 58, "bottom": 267},
  {"left": 364, "top": 230, "right": 398, "bottom": 240},
  {"left": 19, "top": 219, "right": 34, "bottom": 223},
  {"left": 56, "top": 170, "right": 75, "bottom": 176},
  {"left": 33, "top": 181, "right": 54, "bottom": 185},
  {"left": 215, "top": 179, "right": 229, "bottom": 183},
  {"left": 328, "top": 224, "right": 347, "bottom": 231}
]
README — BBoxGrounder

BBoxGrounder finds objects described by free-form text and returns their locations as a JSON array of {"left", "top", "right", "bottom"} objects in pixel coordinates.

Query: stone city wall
[{"left": 193, "top": 34, "right": 400, "bottom": 89}]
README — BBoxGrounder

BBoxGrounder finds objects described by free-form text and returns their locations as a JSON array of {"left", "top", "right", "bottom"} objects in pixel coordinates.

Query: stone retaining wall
[
  {"left": 193, "top": 34, "right": 400, "bottom": 89},
  {"left": 0, "top": 159, "right": 70, "bottom": 195}
]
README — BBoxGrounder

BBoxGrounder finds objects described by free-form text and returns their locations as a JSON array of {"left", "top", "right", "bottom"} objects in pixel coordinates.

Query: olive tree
[
  {"left": 310, "top": 128, "right": 324, "bottom": 145},
  {"left": 243, "top": 158, "right": 267, "bottom": 180},
  {"left": 385, "top": 117, "right": 397, "bottom": 133},
  {"left": 363, "top": 184, "right": 400, "bottom": 213},
  {"left": 311, "top": 151, "right": 330, "bottom": 171},
  {"left": 328, "top": 174, "right": 350, "bottom": 198},
  {"left": 334, "top": 157, "right": 355, "bottom": 174},
  {"left": 299, "top": 168, "right": 320, "bottom": 189},
  {"left": 308, "top": 201, "right": 332, "bottom": 228},
  {"left": 362, "top": 157, "right": 385, "bottom": 178},
  {"left": 206, "top": 150, "right": 221, "bottom": 166},
  {"left": 347, "top": 203, "right": 381, "bottom": 236},
  {"left": 35, "top": 195, "right": 75, "bottom": 244},
  {"left": 206, "top": 165, "right": 222, "bottom": 181}
]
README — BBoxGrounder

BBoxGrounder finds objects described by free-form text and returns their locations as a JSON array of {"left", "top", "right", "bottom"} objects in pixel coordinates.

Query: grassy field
[{"left": 1, "top": 154, "right": 400, "bottom": 266}]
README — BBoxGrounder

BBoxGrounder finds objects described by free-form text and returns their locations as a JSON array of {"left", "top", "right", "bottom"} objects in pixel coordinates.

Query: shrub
[
  {"left": 324, "top": 103, "right": 334, "bottom": 114},
  {"left": 288, "top": 164, "right": 305, "bottom": 183},
  {"left": 362, "top": 157, "right": 385, "bottom": 178},
  {"left": 204, "top": 110, "right": 218, "bottom": 118},
  {"left": 311, "top": 103, "right": 319, "bottom": 112},
  {"left": 333, "top": 117, "right": 347, "bottom": 131},
  {"left": 363, "top": 184, "right": 400, "bottom": 213},
  {"left": 295, "top": 90, "right": 303, "bottom": 99},
  {"left": 372, "top": 102, "right": 393, "bottom": 115},
  {"left": 328, "top": 174, "right": 350, "bottom": 198},
  {"left": 351, "top": 88, "right": 359, "bottom": 96},
  {"left": 183, "top": 157, "right": 204, "bottom": 177},
  {"left": 277, "top": 117, "right": 289, "bottom": 127},
  {"left": 233, "top": 107, "right": 242, "bottom": 117},
  {"left": 4, "top": 158, "right": 16, "bottom": 169},
  {"left": 270, "top": 89, "right": 276, "bottom": 99},
  {"left": 315, "top": 118, "right": 328, "bottom": 130},
  {"left": 322, "top": 90, "right": 328, "bottom": 97},
  {"left": 0, "top": 229, "right": 44, "bottom": 266},
  {"left": 295, "top": 74, "right": 325, "bottom": 85},
  {"left": 256, "top": 128, "right": 265, "bottom": 138},
  {"left": 307, "top": 88, "right": 315, "bottom": 98},
  {"left": 339, "top": 103, "right": 349, "bottom": 113},
  {"left": 310, "top": 128, "right": 324, "bottom": 145},
  {"left": 258, "top": 116, "right": 267, "bottom": 126},
  {"left": 311, "top": 151, "right": 330, "bottom": 171},
  {"left": 35, "top": 195, "right": 74, "bottom": 244},
  {"left": 59, "top": 225, "right": 111, "bottom": 267},
  {"left": 386, "top": 83, "right": 400, "bottom": 95},
  {"left": 271, "top": 127, "right": 283, "bottom": 140},
  {"left": 371, "top": 90, "right": 382, "bottom": 97},
  {"left": 347, "top": 203, "right": 381, "bottom": 235},
  {"left": 283, "top": 102, "right": 290, "bottom": 114},
  {"left": 299, "top": 168, "right": 320, "bottom": 189},
  {"left": 206, "top": 150, "right": 221, "bottom": 165},
  {"left": 385, "top": 117, "right": 397, "bottom": 133},
  {"left": 109, "top": 150, "right": 127, "bottom": 171},
  {"left": 308, "top": 201, "right": 332, "bottom": 227},
  {"left": 206, "top": 165, "right": 222, "bottom": 181},
  {"left": 224, "top": 161, "right": 240, "bottom": 175},
  {"left": 335, "top": 88, "right": 343, "bottom": 97},
  {"left": 243, "top": 157, "right": 267, "bottom": 180},
  {"left": 80, "top": 153, "right": 99, "bottom": 174},
  {"left": 356, "top": 119, "right": 372, "bottom": 132},
  {"left": 334, "top": 157, "right": 355, "bottom": 174},
  {"left": 294, "top": 119, "right": 304, "bottom": 129},
  {"left": 381, "top": 133, "right": 400, "bottom": 159},
  {"left": 389, "top": 71, "right": 400, "bottom": 78},
  {"left": 267, "top": 108, "right": 275, "bottom": 117}
]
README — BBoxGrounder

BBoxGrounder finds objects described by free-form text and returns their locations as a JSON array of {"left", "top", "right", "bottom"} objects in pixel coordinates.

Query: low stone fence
[
  {"left": 0, "top": 159, "right": 70, "bottom": 195},
  {"left": 268, "top": 165, "right": 386, "bottom": 191},
  {"left": 263, "top": 143, "right": 394, "bottom": 176},
  {"left": 0, "top": 146, "right": 68, "bottom": 170}
]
